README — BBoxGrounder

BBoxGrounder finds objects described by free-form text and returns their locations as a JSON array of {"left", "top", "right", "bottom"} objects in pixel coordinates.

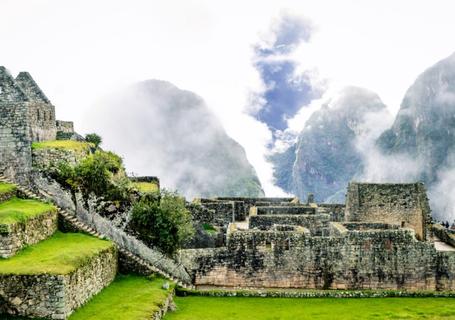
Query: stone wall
[
  {"left": 254, "top": 206, "right": 316, "bottom": 215},
  {"left": 0, "top": 210, "right": 58, "bottom": 258},
  {"left": 345, "top": 182, "right": 431, "bottom": 241},
  {"left": 27, "top": 101, "right": 57, "bottom": 142},
  {"left": 249, "top": 214, "right": 330, "bottom": 236},
  {"left": 180, "top": 228, "right": 453, "bottom": 290},
  {"left": 56, "top": 120, "right": 75, "bottom": 134},
  {"left": 0, "top": 245, "right": 117, "bottom": 319},
  {"left": 32, "top": 146, "right": 90, "bottom": 169},
  {"left": 0, "top": 102, "right": 32, "bottom": 183}
]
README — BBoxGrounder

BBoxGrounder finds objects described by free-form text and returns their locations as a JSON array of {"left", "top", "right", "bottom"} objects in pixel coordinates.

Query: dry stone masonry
[{"left": 180, "top": 183, "right": 455, "bottom": 291}]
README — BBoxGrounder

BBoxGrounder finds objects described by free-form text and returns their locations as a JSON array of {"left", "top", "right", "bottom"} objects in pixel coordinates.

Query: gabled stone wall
[{"left": 345, "top": 182, "right": 431, "bottom": 240}]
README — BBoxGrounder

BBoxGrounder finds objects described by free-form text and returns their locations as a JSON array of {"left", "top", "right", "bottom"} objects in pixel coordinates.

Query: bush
[
  {"left": 85, "top": 133, "right": 103, "bottom": 149},
  {"left": 129, "top": 190, "right": 194, "bottom": 255}
]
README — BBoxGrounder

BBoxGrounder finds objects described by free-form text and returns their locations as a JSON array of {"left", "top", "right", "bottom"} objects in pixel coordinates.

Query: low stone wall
[
  {"left": 0, "top": 245, "right": 117, "bottom": 319},
  {"left": 318, "top": 204, "right": 345, "bottom": 222},
  {"left": 0, "top": 189, "right": 16, "bottom": 203},
  {"left": 433, "top": 224, "right": 455, "bottom": 248},
  {"left": 254, "top": 206, "right": 316, "bottom": 215},
  {"left": 32, "top": 147, "right": 89, "bottom": 169},
  {"left": 249, "top": 214, "right": 330, "bottom": 236},
  {"left": 0, "top": 210, "right": 57, "bottom": 258},
  {"left": 180, "top": 229, "right": 455, "bottom": 290}
]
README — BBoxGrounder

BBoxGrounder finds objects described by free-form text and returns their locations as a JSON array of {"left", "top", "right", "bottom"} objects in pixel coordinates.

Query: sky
[{"left": 1, "top": 0, "right": 455, "bottom": 195}]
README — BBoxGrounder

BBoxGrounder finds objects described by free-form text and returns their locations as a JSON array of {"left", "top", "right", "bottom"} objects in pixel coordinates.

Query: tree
[
  {"left": 128, "top": 190, "right": 194, "bottom": 256},
  {"left": 85, "top": 133, "right": 103, "bottom": 149}
]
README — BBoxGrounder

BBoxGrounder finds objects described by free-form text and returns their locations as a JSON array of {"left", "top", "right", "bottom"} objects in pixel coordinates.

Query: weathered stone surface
[
  {"left": 32, "top": 147, "right": 90, "bottom": 169},
  {"left": 0, "top": 210, "right": 58, "bottom": 258},
  {"left": 345, "top": 182, "right": 431, "bottom": 240},
  {"left": 0, "top": 246, "right": 117, "bottom": 319}
]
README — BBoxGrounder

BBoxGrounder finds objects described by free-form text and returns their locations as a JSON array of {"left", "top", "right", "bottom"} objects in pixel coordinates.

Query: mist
[{"left": 86, "top": 80, "right": 263, "bottom": 200}]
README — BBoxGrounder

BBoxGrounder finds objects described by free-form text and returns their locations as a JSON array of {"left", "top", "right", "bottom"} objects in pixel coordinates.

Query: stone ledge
[
  {"left": 0, "top": 245, "right": 117, "bottom": 319},
  {"left": 0, "top": 210, "right": 57, "bottom": 258}
]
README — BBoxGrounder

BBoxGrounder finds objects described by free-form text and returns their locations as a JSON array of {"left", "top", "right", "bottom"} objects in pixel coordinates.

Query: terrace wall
[
  {"left": 180, "top": 228, "right": 455, "bottom": 290},
  {"left": 0, "top": 210, "right": 57, "bottom": 258},
  {"left": 0, "top": 245, "right": 117, "bottom": 319}
]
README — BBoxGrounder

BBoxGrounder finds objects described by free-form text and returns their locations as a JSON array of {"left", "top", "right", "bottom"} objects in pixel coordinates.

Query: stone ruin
[
  {"left": 180, "top": 182, "right": 455, "bottom": 290},
  {"left": 0, "top": 67, "right": 455, "bottom": 297},
  {"left": 0, "top": 66, "right": 75, "bottom": 183}
]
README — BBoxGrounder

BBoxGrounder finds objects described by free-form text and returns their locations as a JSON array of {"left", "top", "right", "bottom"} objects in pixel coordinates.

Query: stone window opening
[
  {"left": 284, "top": 238, "right": 291, "bottom": 251},
  {"left": 401, "top": 221, "right": 405, "bottom": 228},
  {"left": 265, "top": 239, "right": 272, "bottom": 250}
]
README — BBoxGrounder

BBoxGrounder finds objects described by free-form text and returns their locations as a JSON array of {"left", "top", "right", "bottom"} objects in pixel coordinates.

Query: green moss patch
[
  {"left": 133, "top": 182, "right": 159, "bottom": 193},
  {"left": 165, "top": 296, "right": 455, "bottom": 320},
  {"left": 31, "top": 140, "right": 93, "bottom": 152},
  {"left": 0, "top": 232, "right": 114, "bottom": 275},
  {"left": 69, "top": 275, "right": 173, "bottom": 320},
  {"left": 0, "top": 182, "right": 16, "bottom": 195},
  {"left": 0, "top": 197, "right": 56, "bottom": 225}
]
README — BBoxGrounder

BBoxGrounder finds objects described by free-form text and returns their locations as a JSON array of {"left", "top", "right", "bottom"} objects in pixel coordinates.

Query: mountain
[
  {"left": 272, "top": 87, "right": 389, "bottom": 202},
  {"left": 91, "top": 80, "right": 264, "bottom": 199},
  {"left": 378, "top": 52, "right": 455, "bottom": 185}
]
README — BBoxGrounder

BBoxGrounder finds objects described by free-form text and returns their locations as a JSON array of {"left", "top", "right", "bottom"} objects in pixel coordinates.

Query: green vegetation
[
  {"left": 31, "top": 140, "right": 93, "bottom": 152},
  {"left": 0, "top": 197, "right": 56, "bottom": 225},
  {"left": 128, "top": 190, "right": 194, "bottom": 255},
  {"left": 50, "top": 150, "right": 132, "bottom": 204},
  {"left": 70, "top": 275, "right": 172, "bottom": 320},
  {"left": 202, "top": 223, "right": 217, "bottom": 234},
  {"left": 0, "top": 232, "right": 113, "bottom": 275},
  {"left": 165, "top": 296, "right": 455, "bottom": 320},
  {"left": 85, "top": 133, "right": 103, "bottom": 149},
  {"left": 133, "top": 181, "right": 159, "bottom": 193},
  {"left": 0, "top": 182, "right": 16, "bottom": 194}
]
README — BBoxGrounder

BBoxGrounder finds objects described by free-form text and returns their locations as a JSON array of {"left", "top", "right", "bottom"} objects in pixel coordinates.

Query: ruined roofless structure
[{"left": 0, "top": 66, "right": 74, "bottom": 182}]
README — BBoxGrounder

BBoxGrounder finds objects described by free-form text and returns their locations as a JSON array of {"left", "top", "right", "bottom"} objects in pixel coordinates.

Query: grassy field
[
  {"left": 70, "top": 275, "right": 172, "bottom": 320},
  {"left": 0, "top": 232, "right": 113, "bottom": 275},
  {"left": 133, "top": 181, "right": 159, "bottom": 193},
  {"left": 165, "top": 296, "right": 455, "bottom": 320},
  {"left": 0, "top": 182, "right": 16, "bottom": 194},
  {"left": 31, "top": 140, "right": 92, "bottom": 151},
  {"left": 0, "top": 197, "right": 56, "bottom": 225}
]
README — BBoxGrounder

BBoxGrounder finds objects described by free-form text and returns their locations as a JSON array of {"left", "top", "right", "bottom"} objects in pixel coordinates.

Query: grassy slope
[
  {"left": 0, "top": 182, "right": 16, "bottom": 194},
  {"left": 70, "top": 275, "right": 172, "bottom": 320},
  {"left": 165, "top": 296, "right": 455, "bottom": 320},
  {"left": 0, "top": 232, "right": 113, "bottom": 275},
  {"left": 0, "top": 197, "right": 56, "bottom": 225},
  {"left": 31, "top": 140, "right": 92, "bottom": 151},
  {"left": 133, "top": 182, "right": 159, "bottom": 193}
]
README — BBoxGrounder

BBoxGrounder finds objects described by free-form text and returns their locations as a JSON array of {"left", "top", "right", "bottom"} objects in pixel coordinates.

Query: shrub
[
  {"left": 129, "top": 190, "right": 194, "bottom": 255},
  {"left": 85, "top": 133, "right": 103, "bottom": 149}
]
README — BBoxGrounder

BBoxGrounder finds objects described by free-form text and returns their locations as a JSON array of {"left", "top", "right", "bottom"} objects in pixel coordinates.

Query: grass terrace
[
  {"left": 165, "top": 296, "right": 455, "bottom": 320},
  {"left": 133, "top": 181, "right": 159, "bottom": 193},
  {"left": 0, "top": 182, "right": 16, "bottom": 194},
  {"left": 0, "top": 197, "right": 56, "bottom": 225},
  {"left": 70, "top": 275, "right": 173, "bottom": 320},
  {"left": 0, "top": 232, "right": 114, "bottom": 275},
  {"left": 31, "top": 140, "right": 93, "bottom": 152}
]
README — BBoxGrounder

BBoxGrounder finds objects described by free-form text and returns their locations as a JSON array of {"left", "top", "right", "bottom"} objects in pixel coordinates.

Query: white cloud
[{"left": 1, "top": 0, "right": 455, "bottom": 195}]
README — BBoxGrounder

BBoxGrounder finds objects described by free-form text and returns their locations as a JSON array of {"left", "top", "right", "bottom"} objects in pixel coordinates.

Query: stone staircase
[{"left": 0, "top": 174, "right": 193, "bottom": 289}]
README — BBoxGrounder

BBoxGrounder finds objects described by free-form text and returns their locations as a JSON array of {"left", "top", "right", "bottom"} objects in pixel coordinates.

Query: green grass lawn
[
  {"left": 0, "top": 197, "right": 56, "bottom": 225},
  {"left": 70, "top": 275, "right": 173, "bottom": 320},
  {"left": 133, "top": 182, "right": 159, "bottom": 193},
  {"left": 31, "top": 140, "right": 93, "bottom": 152},
  {"left": 0, "top": 232, "right": 114, "bottom": 275},
  {"left": 165, "top": 296, "right": 455, "bottom": 320},
  {"left": 0, "top": 182, "right": 16, "bottom": 195}
]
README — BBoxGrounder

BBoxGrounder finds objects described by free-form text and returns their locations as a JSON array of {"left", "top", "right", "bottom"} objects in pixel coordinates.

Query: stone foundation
[
  {"left": 0, "top": 210, "right": 57, "bottom": 258},
  {"left": 0, "top": 246, "right": 117, "bottom": 319}
]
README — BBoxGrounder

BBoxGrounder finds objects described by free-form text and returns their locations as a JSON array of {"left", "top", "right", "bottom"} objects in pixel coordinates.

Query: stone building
[
  {"left": 0, "top": 66, "right": 74, "bottom": 182},
  {"left": 180, "top": 183, "right": 455, "bottom": 290}
]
